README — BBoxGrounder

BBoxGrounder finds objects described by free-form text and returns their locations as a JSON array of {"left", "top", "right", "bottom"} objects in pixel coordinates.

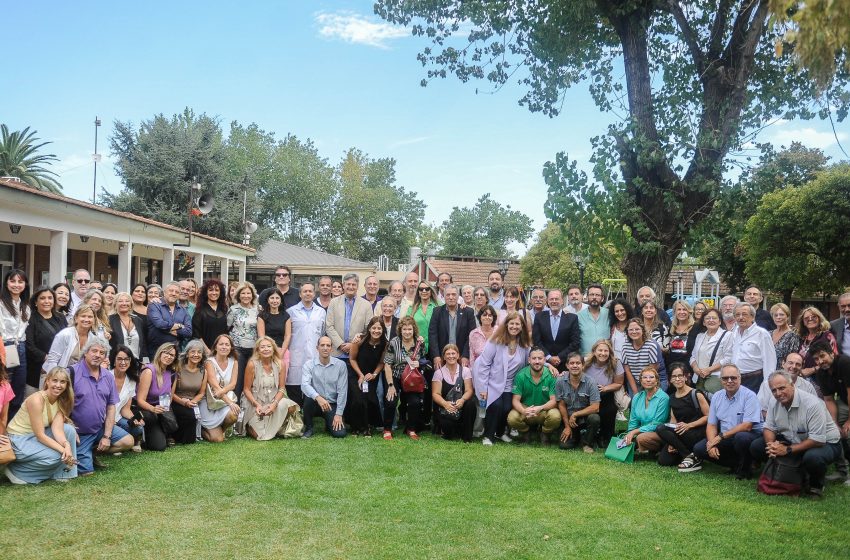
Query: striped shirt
[{"left": 621, "top": 342, "right": 658, "bottom": 378}]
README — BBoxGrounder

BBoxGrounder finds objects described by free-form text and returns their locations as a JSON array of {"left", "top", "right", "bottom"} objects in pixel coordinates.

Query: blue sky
[{"left": 4, "top": 1, "right": 848, "bottom": 254}]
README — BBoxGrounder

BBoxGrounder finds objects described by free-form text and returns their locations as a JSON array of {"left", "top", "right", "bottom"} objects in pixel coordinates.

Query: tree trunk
[{"left": 621, "top": 243, "right": 680, "bottom": 305}]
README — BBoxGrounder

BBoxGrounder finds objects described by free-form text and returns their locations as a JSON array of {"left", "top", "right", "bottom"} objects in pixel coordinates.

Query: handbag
[
  {"left": 604, "top": 433, "right": 635, "bottom": 463},
  {"left": 159, "top": 409, "right": 179, "bottom": 435},
  {"left": 280, "top": 406, "right": 304, "bottom": 439},
  {"left": 0, "top": 436, "right": 15, "bottom": 465},
  {"left": 206, "top": 363, "right": 235, "bottom": 411},
  {"left": 438, "top": 367, "right": 466, "bottom": 419},
  {"left": 401, "top": 340, "right": 426, "bottom": 393},
  {"left": 757, "top": 453, "right": 804, "bottom": 496},
  {"left": 4, "top": 342, "right": 20, "bottom": 369}
]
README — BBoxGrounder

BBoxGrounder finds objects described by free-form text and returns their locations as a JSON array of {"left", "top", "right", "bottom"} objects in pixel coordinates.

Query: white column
[
  {"left": 117, "top": 242, "right": 133, "bottom": 292},
  {"left": 194, "top": 252, "right": 205, "bottom": 286},
  {"left": 87, "top": 250, "right": 96, "bottom": 277},
  {"left": 219, "top": 258, "right": 230, "bottom": 283},
  {"left": 133, "top": 256, "right": 142, "bottom": 285},
  {"left": 49, "top": 231, "right": 68, "bottom": 285},
  {"left": 238, "top": 259, "right": 246, "bottom": 283},
  {"left": 162, "top": 248, "right": 174, "bottom": 285},
  {"left": 26, "top": 244, "right": 35, "bottom": 286}
]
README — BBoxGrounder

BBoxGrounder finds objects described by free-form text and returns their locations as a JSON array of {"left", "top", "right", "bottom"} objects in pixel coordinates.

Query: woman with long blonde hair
[{"left": 241, "top": 336, "right": 300, "bottom": 440}]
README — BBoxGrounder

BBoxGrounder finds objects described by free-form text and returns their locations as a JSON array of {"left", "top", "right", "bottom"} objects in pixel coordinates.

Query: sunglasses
[
  {"left": 115, "top": 357, "right": 131, "bottom": 362},
  {"left": 418, "top": 287, "right": 431, "bottom": 292},
  {"left": 720, "top": 376, "right": 739, "bottom": 382},
  {"left": 76, "top": 279, "right": 91, "bottom": 284}
]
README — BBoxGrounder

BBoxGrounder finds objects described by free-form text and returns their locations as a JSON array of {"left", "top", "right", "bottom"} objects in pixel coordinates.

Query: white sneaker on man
[
  {"left": 482, "top": 437, "right": 493, "bottom": 446},
  {"left": 499, "top": 434, "right": 513, "bottom": 443}
]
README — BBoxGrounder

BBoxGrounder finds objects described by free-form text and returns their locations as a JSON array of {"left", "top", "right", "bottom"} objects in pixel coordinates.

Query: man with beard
[
  {"left": 577, "top": 283, "right": 609, "bottom": 356},
  {"left": 399, "top": 271, "right": 418, "bottom": 318},
  {"left": 757, "top": 352, "right": 817, "bottom": 418},
  {"left": 487, "top": 270, "right": 505, "bottom": 309},
  {"left": 565, "top": 285, "right": 586, "bottom": 315},
  {"left": 829, "top": 292, "right": 850, "bottom": 356},
  {"left": 507, "top": 347, "right": 560, "bottom": 445},
  {"left": 719, "top": 295, "right": 739, "bottom": 332}
]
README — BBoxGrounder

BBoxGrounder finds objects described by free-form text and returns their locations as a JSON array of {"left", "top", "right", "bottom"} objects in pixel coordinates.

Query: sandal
[{"left": 678, "top": 455, "right": 695, "bottom": 470}]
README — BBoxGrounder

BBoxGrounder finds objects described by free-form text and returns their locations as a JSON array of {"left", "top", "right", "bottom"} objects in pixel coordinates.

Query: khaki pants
[
  {"left": 507, "top": 409, "right": 561, "bottom": 434},
  {"left": 636, "top": 431, "right": 663, "bottom": 452}
]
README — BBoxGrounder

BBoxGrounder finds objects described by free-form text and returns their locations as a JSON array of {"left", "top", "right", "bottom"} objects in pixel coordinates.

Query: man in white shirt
[
  {"left": 731, "top": 302, "right": 777, "bottom": 392},
  {"left": 68, "top": 268, "right": 91, "bottom": 316},
  {"left": 287, "top": 283, "right": 326, "bottom": 406},
  {"left": 399, "top": 271, "right": 418, "bottom": 318},
  {"left": 757, "top": 352, "right": 817, "bottom": 418},
  {"left": 564, "top": 285, "right": 586, "bottom": 314}
]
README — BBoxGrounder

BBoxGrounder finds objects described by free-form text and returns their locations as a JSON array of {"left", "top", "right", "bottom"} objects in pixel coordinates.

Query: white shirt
[
  {"left": 757, "top": 375, "right": 817, "bottom": 412},
  {"left": 565, "top": 302, "right": 586, "bottom": 315},
  {"left": 0, "top": 299, "right": 27, "bottom": 342},
  {"left": 691, "top": 329, "right": 733, "bottom": 376},
  {"left": 731, "top": 323, "right": 777, "bottom": 374},
  {"left": 286, "top": 301, "right": 326, "bottom": 386},
  {"left": 69, "top": 291, "right": 85, "bottom": 318},
  {"left": 113, "top": 375, "right": 137, "bottom": 422}
]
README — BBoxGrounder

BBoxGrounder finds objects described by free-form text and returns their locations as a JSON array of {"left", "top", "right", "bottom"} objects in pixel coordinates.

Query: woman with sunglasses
[
  {"left": 408, "top": 281, "right": 438, "bottom": 427},
  {"left": 796, "top": 306, "right": 838, "bottom": 382}
]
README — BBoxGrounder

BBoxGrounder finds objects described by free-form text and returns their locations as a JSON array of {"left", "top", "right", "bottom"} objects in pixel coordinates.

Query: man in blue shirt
[
  {"left": 301, "top": 336, "right": 348, "bottom": 439},
  {"left": 693, "top": 364, "right": 762, "bottom": 479},
  {"left": 146, "top": 281, "right": 192, "bottom": 358}
]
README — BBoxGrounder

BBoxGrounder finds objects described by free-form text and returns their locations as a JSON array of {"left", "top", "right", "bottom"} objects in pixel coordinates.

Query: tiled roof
[
  {"left": 252, "top": 239, "right": 375, "bottom": 268},
  {"left": 424, "top": 257, "right": 522, "bottom": 288}
]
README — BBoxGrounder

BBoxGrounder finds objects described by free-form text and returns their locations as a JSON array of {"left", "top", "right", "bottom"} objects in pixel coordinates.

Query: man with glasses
[
  {"left": 259, "top": 265, "right": 299, "bottom": 310},
  {"left": 577, "top": 283, "right": 609, "bottom": 356},
  {"left": 829, "top": 292, "right": 850, "bottom": 356},
  {"left": 757, "top": 353, "right": 817, "bottom": 419},
  {"left": 731, "top": 302, "right": 777, "bottom": 392},
  {"left": 749, "top": 370, "right": 843, "bottom": 497},
  {"left": 69, "top": 268, "right": 91, "bottom": 316},
  {"left": 693, "top": 364, "right": 762, "bottom": 479},
  {"left": 528, "top": 288, "right": 547, "bottom": 324}
]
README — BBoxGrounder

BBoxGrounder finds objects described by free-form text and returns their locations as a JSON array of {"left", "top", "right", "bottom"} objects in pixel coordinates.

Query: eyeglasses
[
  {"left": 163, "top": 353, "right": 177, "bottom": 359},
  {"left": 76, "top": 279, "right": 91, "bottom": 284},
  {"left": 720, "top": 376, "right": 739, "bottom": 382},
  {"left": 275, "top": 272, "right": 290, "bottom": 277},
  {"left": 804, "top": 315, "right": 818, "bottom": 322},
  {"left": 115, "top": 357, "right": 130, "bottom": 363},
  {"left": 670, "top": 374, "right": 685, "bottom": 379}
]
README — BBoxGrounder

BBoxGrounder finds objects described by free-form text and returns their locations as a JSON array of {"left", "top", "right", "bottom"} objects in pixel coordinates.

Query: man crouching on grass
[
  {"left": 301, "top": 336, "right": 348, "bottom": 439},
  {"left": 506, "top": 347, "right": 560, "bottom": 445}
]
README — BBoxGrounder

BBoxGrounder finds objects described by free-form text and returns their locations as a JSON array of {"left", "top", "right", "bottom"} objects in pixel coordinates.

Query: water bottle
[
  {"left": 362, "top": 380, "right": 369, "bottom": 393},
  {"left": 478, "top": 397, "right": 487, "bottom": 419}
]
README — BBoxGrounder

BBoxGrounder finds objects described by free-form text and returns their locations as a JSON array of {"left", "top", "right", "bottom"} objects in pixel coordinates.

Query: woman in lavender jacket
[{"left": 473, "top": 312, "right": 532, "bottom": 446}]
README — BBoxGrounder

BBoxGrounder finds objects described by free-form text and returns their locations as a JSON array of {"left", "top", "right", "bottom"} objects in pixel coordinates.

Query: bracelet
[{"left": 102, "top": 434, "right": 112, "bottom": 440}]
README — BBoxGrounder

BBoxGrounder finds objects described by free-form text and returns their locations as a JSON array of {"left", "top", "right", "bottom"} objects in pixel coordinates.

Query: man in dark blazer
[
  {"left": 533, "top": 289, "right": 581, "bottom": 372},
  {"left": 830, "top": 292, "right": 850, "bottom": 356},
  {"left": 429, "top": 285, "right": 476, "bottom": 368}
]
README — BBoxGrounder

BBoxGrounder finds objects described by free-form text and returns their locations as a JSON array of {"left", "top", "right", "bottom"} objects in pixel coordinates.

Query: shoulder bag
[
  {"left": 757, "top": 453, "right": 804, "bottom": 496},
  {"left": 438, "top": 367, "right": 466, "bottom": 419},
  {"left": 401, "top": 340, "right": 426, "bottom": 393}
]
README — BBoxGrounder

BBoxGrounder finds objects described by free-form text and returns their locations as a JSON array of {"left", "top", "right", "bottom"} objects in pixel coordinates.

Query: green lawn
[{"left": 2, "top": 432, "right": 847, "bottom": 560}]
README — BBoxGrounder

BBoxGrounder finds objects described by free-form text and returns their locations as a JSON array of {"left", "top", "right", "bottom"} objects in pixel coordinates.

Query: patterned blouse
[
  {"left": 770, "top": 329, "right": 801, "bottom": 369},
  {"left": 227, "top": 304, "right": 259, "bottom": 349}
]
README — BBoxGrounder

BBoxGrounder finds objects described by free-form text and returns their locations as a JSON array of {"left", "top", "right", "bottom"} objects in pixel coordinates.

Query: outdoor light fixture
[
  {"left": 9, "top": 224, "right": 21, "bottom": 234},
  {"left": 573, "top": 254, "right": 588, "bottom": 292},
  {"left": 498, "top": 259, "right": 509, "bottom": 277},
  {"left": 80, "top": 235, "right": 90, "bottom": 243}
]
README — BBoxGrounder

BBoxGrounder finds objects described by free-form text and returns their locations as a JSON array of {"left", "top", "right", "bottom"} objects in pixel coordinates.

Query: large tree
[
  {"left": 742, "top": 164, "right": 850, "bottom": 299},
  {"left": 0, "top": 124, "right": 62, "bottom": 193},
  {"left": 440, "top": 194, "right": 534, "bottom": 259},
  {"left": 376, "top": 0, "right": 849, "bottom": 298},
  {"left": 693, "top": 142, "right": 828, "bottom": 294}
]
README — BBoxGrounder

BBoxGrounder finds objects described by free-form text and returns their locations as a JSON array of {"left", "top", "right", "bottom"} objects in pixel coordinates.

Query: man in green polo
[{"left": 507, "top": 347, "right": 561, "bottom": 445}]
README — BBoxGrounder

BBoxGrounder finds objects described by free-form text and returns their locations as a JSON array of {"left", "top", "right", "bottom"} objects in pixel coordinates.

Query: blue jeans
[
  {"left": 7, "top": 340, "right": 27, "bottom": 419},
  {"left": 76, "top": 430, "right": 104, "bottom": 474},
  {"left": 116, "top": 417, "right": 143, "bottom": 439},
  {"left": 302, "top": 397, "right": 347, "bottom": 438}
]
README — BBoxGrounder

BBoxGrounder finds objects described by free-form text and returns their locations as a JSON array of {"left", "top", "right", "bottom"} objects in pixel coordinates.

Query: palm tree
[{"left": 0, "top": 124, "right": 63, "bottom": 193}]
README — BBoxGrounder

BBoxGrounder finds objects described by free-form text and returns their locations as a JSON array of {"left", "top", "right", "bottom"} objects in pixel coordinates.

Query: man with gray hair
[
  {"left": 325, "top": 273, "right": 372, "bottom": 359},
  {"left": 362, "top": 274, "right": 383, "bottom": 313},
  {"left": 719, "top": 295, "right": 739, "bottom": 331},
  {"left": 386, "top": 280, "right": 406, "bottom": 318},
  {"left": 757, "top": 352, "right": 817, "bottom": 418},
  {"left": 829, "top": 292, "right": 850, "bottom": 356},
  {"left": 71, "top": 337, "right": 134, "bottom": 475},
  {"left": 731, "top": 302, "right": 777, "bottom": 392},
  {"left": 146, "top": 281, "right": 192, "bottom": 357},
  {"left": 750, "top": 370, "right": 843, "bottom": 497}
]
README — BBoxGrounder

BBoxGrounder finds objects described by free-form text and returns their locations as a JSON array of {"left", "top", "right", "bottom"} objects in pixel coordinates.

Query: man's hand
[
  {"left": 433, "top": 357, "right": 443, "bottom": 369},
  {"left": 560, "top": 426, "right": 572, "bottom": 443},
  {"left": 548, "top": 356, "right": 561, "bottom": 366},
  {"left": 332, "top": 414, "right": 344, "bottom": 431},
  {"left": 316, "top": 396, "right": 332, "bottom": 412},
  {"left": 461, "top": 357, "right": 469, "bottom": 368},
  {"left": 339, "top": 343, "right": 352, "bottom": 354},
  {"left": 568, "top": 415, "right": 579, "bottom": 429}
]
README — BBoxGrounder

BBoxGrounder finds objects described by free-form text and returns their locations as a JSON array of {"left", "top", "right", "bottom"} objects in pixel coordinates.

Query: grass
[{"left": 2, "top": 430, "right": 848, "bottom": 560}]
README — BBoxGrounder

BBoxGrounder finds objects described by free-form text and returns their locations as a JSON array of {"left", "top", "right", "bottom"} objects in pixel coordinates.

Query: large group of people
[{"left": 1, "top": 264, "right": 848, "bottom": 499}]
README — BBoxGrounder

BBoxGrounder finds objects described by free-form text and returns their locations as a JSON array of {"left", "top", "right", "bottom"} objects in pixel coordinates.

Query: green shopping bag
[{"left": 604, "top": 433, "right": 635, "bottom": 463}]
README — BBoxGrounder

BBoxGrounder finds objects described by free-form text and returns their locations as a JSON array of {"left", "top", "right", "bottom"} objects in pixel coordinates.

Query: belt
[{"left": 741, "top": 369, "right": 763, "bottom": 378}]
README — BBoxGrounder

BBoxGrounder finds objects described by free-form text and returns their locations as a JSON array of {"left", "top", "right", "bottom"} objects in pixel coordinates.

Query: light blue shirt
[
  {"left": 577, "top": 307, "right": 610, "bottom": 356},
  {"left": 550, "top": 313, "right": 561, "bottom": 337},
  {"left": 301, "top": 357, "right": 349, "bottom": 415},
  {"left": 708, "top": 386, "right": 762, "bottom": 433},
  {"left": 342, "top": 296, "right": 355, "bottom": 358}
]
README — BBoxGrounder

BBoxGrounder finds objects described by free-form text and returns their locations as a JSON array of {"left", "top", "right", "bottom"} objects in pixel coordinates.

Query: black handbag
[{"left": 438, "top": 367, "right": 466, "bottom": 419}]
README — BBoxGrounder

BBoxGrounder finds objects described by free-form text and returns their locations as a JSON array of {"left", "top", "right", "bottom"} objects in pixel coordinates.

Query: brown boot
[
  {"left": 540, "top": 431, "right": 551, "bottom": 447},
  {"left": 522, "top": 431, "right": 532, "bottom": 444}
]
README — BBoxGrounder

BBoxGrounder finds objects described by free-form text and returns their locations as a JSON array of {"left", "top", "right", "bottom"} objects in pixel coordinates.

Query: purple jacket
[{"left": 473, "top": 341, "right": 530, "bottom": 408}]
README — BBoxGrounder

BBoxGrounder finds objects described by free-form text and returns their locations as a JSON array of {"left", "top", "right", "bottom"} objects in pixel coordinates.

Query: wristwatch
[
  {"left": 718, "top": 432, "right": 725, "bottom": 440},
  {"left": 786, "top": 445, "right": 793, "bottom": 456}
]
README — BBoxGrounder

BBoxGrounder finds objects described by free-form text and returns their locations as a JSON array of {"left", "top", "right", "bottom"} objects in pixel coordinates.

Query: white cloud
[
  {"left": 388, "top": 135, "right": 432, "bottom": 149},
  {"left": 765, "top": 126, "right": 847, "bottom": 150},
  {"left": 315, "top": 11, "right": 407, "bottom": 49}
]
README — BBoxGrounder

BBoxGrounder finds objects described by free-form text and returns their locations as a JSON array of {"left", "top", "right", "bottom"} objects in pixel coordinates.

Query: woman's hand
[
  {"left": 153, "top": 405, "right": 165, "bottom": 414},
  {"left": 622, "top": 432, "right": 635, "bottom": 446},
  {"left": 0, "top": 434, "right": 9, "bottom": 446},
  {"left": 214, "top": 387, "right": 226, "bottom": 398},
  {"left": 386, "top": 386, "right": 397, "bottom": 401},
  {"left": 60, "top": 442, "right": 74, "bottom": 464},
  {"left": 674, "top": 422, "right": 690, "bottom": 435},
  {"left": 443, "top": 402, "right": 458, "bottom": 414},
  {"left": 229, "top": 402, "right": 241, "bottom": 415}
]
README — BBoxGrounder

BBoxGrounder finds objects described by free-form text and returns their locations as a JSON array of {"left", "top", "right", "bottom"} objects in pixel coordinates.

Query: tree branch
[
  {"left": 664, "top": 0, "right": 705, "bottom": 72},
  {"left": 721, "top": 0, "right": 761, "bottom": 64},
  {"left": 708, "top": 0, "right": 735, "bottom": 60}
]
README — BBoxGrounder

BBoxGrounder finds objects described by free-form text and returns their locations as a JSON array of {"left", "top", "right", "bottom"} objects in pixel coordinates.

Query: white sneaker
[
  {"left": 499, "top": 434, "right": 513, "bottom": 443},
  {"left": 510, "top": 429, "right": 519, "bottom": 437},
  {"left": 5, "top": 467, "right": 27, "bottom": 485},
  {"left": 616, "top": 411, "right": 627, "bottom": 421},
  {"left": 482, "top": 437, "right": 494, "bottom": 446}
]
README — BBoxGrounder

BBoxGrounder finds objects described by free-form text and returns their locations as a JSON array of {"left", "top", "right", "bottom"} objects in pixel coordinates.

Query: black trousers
[
  {"left": 344, "top": 370, "right": 368, "bottom": 432},
  {"left": 598, "top": 391, "right": 618, "bottom": 445},
  {"left": 436, "top": 399, "right": 477, "bottom": 442},
  {"left": 656, "top": 425, "right": 706, "bottom": 466},
  {"left": 140, "top": 409, "right": 170, "bottom": 451},
  {"left": 235, "top": 346, "right": 253, "bottom": 399},
  {"left": 171, "top": 402, "right": 198, "bottom": 445},
  {"left": 382, "top": 376, "right": 423, "bottom": 433},
  {"left": 285, "top": 384, "right": 304, "bottom": 408},
  {"left": 483, "top": 392, "right": 513, "bottom": 440}
]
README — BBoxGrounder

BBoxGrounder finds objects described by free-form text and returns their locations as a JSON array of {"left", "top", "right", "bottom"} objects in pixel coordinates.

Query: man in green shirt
[{"left": 507, "top": 347, "right": 561, "bottom": 445}]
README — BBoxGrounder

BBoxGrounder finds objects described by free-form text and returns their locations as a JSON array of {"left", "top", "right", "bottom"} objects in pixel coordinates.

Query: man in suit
[
  {"left": 429, "top": 284, "right": 476, "bottom": 368},
  {"left": 325, "top": 273, "right": 372, "bottom": 361},
  {"left": 830, "top": 292, "right": 850, "bottom": 357},
  {"left": 532, "top": 289, "right": 581, "bottom": 373}
]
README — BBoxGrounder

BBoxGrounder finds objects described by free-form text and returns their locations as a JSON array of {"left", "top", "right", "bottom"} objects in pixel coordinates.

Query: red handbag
[{"left": 401, "top": 340, "right": 425, "bottom": 393}]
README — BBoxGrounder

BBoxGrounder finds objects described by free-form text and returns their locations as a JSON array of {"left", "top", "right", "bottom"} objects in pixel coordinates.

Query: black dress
[
  {"left": 192, "top": 303, "right": 228, "bottom": 350},
  {"left": 656, "top": 389, "right": 707, "bottom": 466},
  {"left": 25, "top": 312, "right": 67, "bottom": 388},
  {"left": 354, "top": 339, "right": 386, "bottom": 429},
  {"left": 262, "top": 310, "right": 290, "bottom": 349}
]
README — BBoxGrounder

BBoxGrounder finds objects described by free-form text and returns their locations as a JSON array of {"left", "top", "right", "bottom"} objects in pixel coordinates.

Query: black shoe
[
  {"left": 301, "top": 429, "right": 314, "bottom": 439},
  {"left": 93, "top": 457, "right": 109, "bottom": 470}
]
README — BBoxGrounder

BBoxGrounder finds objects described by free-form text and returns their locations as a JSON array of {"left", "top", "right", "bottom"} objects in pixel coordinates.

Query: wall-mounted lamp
[
  {"left": 118, "top": 242, "right": 127, "bottom": 250},
  {"left": 9, "top": 224, "right": 22, "bottom": 234},
  {"left": 80, "top": 235, "right": 90, "bottom": 243}
]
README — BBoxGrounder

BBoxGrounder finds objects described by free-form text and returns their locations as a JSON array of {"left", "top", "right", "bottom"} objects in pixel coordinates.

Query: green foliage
[
  {"left": 743, "top": 164, "right": 850, "bottom": 296},
  {"left": 694, "top": 142, "right": 829, "bottom": 293},
  {"left": 0, "top": 124, "right": 62, "bottom": 193},
  {"left": 2, "top": 435, "right": 848, "bottom": 560},
  {"left": 520, "top": 222, "right": 622, "bottom": 291},
  {"left": 769, "top": 0, "right": 850, "bottom": 92},
  {"left": 439, "top": 194, "right": 533, "bottom": 259},
  {"left": 376, "top": 0, "right": 849, "bottom": 298},
  {"left": 327, "top": 148, "right": 425, "bottom": 263}
]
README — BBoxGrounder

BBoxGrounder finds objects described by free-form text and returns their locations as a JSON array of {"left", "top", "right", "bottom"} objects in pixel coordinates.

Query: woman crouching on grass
[
  {"left": 242, "top": 336, "right": 300, "bottom": 440},
  {"left": 111, "top": 345, "right": 144, "bottom": 453},
  {"left": 655, "top": 362, "right": 709, "bottom": 472},
  {"left": 171, "top": 339, "right": 208, "bottom": 445},
  {"left": 4, "top": 367, "right": 78, "bottom": 484},
  {"left": 621, "top": 366, "right": 669, "bottom": 454},
  {"left": 199, "top": 334, "right": 240, "bottom": 442},
  {"left": 431, "top": 344, "right": 476, "bottom": 442},
  {"left": 136, "top": 343, "right": 179, "bottom": 451}
]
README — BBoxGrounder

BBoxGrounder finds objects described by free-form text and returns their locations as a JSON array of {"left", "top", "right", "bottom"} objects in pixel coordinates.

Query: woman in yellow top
[{"left": 4, "top": 367, "right": 78, "bottom": 484}]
